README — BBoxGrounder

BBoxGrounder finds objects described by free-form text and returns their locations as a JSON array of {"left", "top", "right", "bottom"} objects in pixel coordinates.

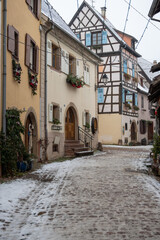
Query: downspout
[
  {"left": 2, "top": 0, "right": 7, "bottom": 135},
  {"left": 44, "top": 21, "right": 54, "bottom": 160}
]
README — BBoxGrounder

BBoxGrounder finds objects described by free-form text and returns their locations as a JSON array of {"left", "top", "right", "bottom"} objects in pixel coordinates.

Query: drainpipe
[
  {"left": 2, "top": 0, "right": 7, "bottom": 135},
  {"left": 44, "top": 21, "right": 54, "bottom": 160}
]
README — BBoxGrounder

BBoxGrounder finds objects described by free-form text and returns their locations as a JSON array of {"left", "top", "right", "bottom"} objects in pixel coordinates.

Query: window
[
  {"left": 84, "top": 65, "right": 90, "bottom": 85},
  {"left": 26, "top": 0, "right": 40, "bottom": 19},
  {"left": 48, "top": 103, "right": 62, "bottom": 124},
  {"left": 7, "top": 25, "right": 19, "bottom": 58},
  {"left": 125, "top": 123, "right": 128, "bottom": 131},
  {"left": 141, "top": 96, "right": 144, "bottom": 108},
  {"left": 52, "top": 44, "right": 61, "bottom": 71},
  {"left": 92, "top": 32, "right": 102, "bottom": 45},
  {"left": 83, "top": 111, "right": 91, "bottom": 130},
  {"left": 140, "top": 78, "right": 143, "bottom": 87},
  {"left": 25, "top": 34, "right": 39, "bottom": 73},
  {"left": 132, "top": 64, "right": 135, "bottom": 77},
  {"left": 140, "top": 120, "right": 146, "bottom": 134},
  {"left": 69, "top": 55, "right": 76, "bottom": 75}
]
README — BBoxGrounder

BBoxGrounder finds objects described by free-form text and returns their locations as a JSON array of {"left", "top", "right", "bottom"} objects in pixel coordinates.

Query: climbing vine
[{"left": 0, "top": 108, "right": 29, "bottom": 176}]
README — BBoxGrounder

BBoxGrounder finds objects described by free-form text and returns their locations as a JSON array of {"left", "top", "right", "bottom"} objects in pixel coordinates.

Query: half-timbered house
[
  {"left": 40, "top": 0, "right": 101, "bottom": 160},
  {"left": 69, "top": 1, "right": 141, "bottom": 145}
]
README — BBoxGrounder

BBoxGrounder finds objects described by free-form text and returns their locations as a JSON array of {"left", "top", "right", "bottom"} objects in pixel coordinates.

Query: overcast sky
[{"left": 49, "top": 0, "right": 160, "bottom": 64}]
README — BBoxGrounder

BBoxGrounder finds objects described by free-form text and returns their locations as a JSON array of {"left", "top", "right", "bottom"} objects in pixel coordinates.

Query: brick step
[{"left": 75, "top": 150, "right": 94, "bottom": 157}]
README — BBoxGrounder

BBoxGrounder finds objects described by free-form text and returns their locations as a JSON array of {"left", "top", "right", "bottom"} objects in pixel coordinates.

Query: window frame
[
  {"left": 25, "top": 0, "right": 40, "bottom": 19},
  {"left": 91, "top": 31, "right": 102, "bottom": 46},
  {"left": 25, "top": 33, "right": 39, "bottom": 74}
]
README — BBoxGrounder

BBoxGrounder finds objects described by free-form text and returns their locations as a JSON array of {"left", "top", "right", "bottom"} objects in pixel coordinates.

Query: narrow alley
[{"left": 0, "top": 147, "right": 160, "bottom": 240}]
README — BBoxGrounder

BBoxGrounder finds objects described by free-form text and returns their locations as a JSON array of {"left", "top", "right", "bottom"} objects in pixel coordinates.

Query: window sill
[{"left": 49, "top": 66, "right": 61, "bottom": 73}]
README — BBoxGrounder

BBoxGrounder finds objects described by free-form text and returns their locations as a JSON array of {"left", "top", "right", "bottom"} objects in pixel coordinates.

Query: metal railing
[{"left": 78, "top": 126, "right": 94, "bottom": 150}]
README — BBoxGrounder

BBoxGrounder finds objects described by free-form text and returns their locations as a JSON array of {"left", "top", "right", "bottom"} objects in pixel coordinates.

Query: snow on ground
[
  {"left": 103, "top": 144, "right": 153, "bottom": 150},
  {"left": 0, "top": 149, "right": 160, "bottom": 239}
]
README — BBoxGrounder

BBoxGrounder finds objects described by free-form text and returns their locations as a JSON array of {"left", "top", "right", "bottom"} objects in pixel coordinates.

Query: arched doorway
[
  {"left": 25, "top": 112, "right": 37, "bottom": 156},
  {"left": 131, "top": 122, "right": 137, "bottom": 142},
  {"left": 65, "top": 107, "right": 77, "bottom": 140}
]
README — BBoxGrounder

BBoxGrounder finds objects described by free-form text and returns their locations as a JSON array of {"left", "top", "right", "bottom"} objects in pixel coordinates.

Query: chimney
[
  {"left": 101, "top": 7, "right": 106, "bottom": 20},
  {"left": 153, "top": 60, "right": 157, "bottom": 65}
]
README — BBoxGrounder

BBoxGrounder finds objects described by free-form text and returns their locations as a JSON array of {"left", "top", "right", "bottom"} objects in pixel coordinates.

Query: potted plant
[
  {"left": 133, "top": 105, "right": 139, "bottom": 111},
  {"left": 53, "top": 118, "right": 60, "bottom": 125},
  {"left": 124, "top": 72, "right": 131, "bottom": 80},
  {"left": 85, "top": 122, "right": 90, "bottom": 131},
  {"left": 28, "top": 70, "right": 38, "bottom": 95},
  {"left": 125, "top": 102, "right": 131, "bottom": 109},
  {"left": 12, "top": 59, "right": 22, "bottom": 83},
  {"left": 66, "top": 74, "right": 85, "bottom": 88}
]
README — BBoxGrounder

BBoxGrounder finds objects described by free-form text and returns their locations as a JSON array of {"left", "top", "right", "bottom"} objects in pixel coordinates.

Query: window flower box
[
  {"left": 53, "top": 118, "right": 61, "bottom": 125},
  {"left": 66, "top": 74, "right": 85, "bottom": 88},
  {"left": 133, "top": 105, "right": 139, "bottom": 111},
  {"left": 12, "top": 59, "right": 22, "bottom": 83},
  {"left": 124, "top": 72, "right": 131, "bottom": 80},
  {"left": 28, "top": 70, "right": 38, "bottom": 95},
  {"left": 125, "top": 103, "right": 131, "bottom": 109}
]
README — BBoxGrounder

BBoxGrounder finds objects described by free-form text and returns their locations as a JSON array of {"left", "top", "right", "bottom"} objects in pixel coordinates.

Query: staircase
[{"left": 64, "top": 140, "right": 94, "bottom": 157}]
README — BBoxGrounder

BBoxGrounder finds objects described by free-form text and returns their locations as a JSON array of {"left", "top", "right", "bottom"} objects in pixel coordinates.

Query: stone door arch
[
  {"left": 65, "top": 106, "right": 78, "bottom": 140},
  {"left": 131, "top": 121, "right": 137, "bottom": 142}
]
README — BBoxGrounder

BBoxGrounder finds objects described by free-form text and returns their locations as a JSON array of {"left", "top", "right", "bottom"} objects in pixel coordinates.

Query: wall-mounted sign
[
  {"left": 98, "top": 88, "right": 104, "bottom": 103},
  {"left": 51, "top": 125, "right": 62, "bottom": 131}
]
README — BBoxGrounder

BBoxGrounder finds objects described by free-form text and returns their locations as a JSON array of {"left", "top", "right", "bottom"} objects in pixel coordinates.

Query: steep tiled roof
[{"left": 42, "top": 0, "right": 79, "bottom": 41}]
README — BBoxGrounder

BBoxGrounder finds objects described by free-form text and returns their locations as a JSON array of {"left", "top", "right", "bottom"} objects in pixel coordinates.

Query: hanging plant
[
  {"left": 12, "top": 59, "right": 22, "bottom": 83},
  {"left": 133, "top": 105, "right": 139, "bottom": 111},
  {"left": 125, "top": 102, "right": 131, "bottom": 109},
  {"left": 124, "top": 72, "right": 131, "bottom": 80},
  {"left": 53, "top": 118, "right": 60, "bottom": 125},
  {"left": 66, "top": 74, "right": 85, "bottom": 88},
  {"left": 28, "top": 70, "right": 38, "bottom": 95}
]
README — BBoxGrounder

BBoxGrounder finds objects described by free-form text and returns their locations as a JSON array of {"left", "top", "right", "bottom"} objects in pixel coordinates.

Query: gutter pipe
[
  {"left": 2, "top": 0, "right": 7, "bottom": 135},
  {"left": 44, "top": 21, "right": 54, "bottom": 160}
]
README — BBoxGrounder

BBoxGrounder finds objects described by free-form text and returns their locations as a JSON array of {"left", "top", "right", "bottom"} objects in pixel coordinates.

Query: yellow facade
[
  {"left": 1, "top": 0, "right": 41, "bottom": 156},
  {"left": 98, "top": 114, "right": 122, "bottom": 144}
]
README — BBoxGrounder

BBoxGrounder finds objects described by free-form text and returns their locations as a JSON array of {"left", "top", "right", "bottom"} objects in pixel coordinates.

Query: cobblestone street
[{"left": 1, "top": 147, "right": 160, "bottom": 240}]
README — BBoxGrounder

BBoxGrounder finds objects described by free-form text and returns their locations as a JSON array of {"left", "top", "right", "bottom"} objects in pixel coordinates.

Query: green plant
[
  {"left": 125, "top": 103, "right": 131, "bottom": 109},
  {"left": 0, "top": 108, "right": 29, "bottom": 177},
  {"left": 152, "top": 134, "right": 160, "bottom": 160},
  {"left": 28, "top": 70, "right": 38, "bottom": 95},
  {"left": 133, "top": 105, "right": 139, "bottom": 111},
  {"left": 85, "top": 122, "right": 90, "bottom": 129},
  {"left": 53, "top": 118, "right": 60, "bottom": 125},
  {"left": 66, "top": 74, "right": 85, "bottom": 88},
  {"left": 124, "top": 72, "right": 131, "bottom": 80},
  {"left": 12, "top": 59, "right": 22, "bottom": 83}
]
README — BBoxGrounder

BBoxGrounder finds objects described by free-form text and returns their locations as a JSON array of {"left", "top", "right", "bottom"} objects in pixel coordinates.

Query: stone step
[
  {"left": 73, "top": 147, "right": 89, "bottom": 152},
  {"left": 75, "top": 150, "right": 94, "bottom": 157}
]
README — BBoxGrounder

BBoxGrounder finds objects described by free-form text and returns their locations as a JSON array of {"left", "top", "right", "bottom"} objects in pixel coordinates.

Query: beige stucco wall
[
  {"left": 44, "top": 29, "right": 99, "bottom": 159},
  {"left": 98, "top": 114, "right": 122, "bottom": 144},
  {"left": 6, "top": 0, "right": 40, "bottom": 142},
  {"left": 122, "top": 115, "right": 138, "bottom": 144}
]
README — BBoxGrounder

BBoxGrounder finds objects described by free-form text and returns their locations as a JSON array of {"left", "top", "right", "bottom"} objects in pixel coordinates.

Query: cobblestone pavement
[{"left": 1, "top": 149, "right": 160, "bottom": 240}]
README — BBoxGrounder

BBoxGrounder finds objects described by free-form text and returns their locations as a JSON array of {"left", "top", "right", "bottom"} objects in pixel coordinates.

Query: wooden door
[
  {"left": 65, "top": 108, "right": 75, "bottom": 140},
  {"left": 148, "top": 122, "right": 153, "bottom": 140},
  {"left": 131, "top": 122, "right": 137, "bottom": 141}
]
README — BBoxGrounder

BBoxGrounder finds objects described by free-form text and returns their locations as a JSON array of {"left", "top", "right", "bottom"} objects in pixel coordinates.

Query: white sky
[{"left": 48, "top": 0, "right": 160, "bottom": 64}]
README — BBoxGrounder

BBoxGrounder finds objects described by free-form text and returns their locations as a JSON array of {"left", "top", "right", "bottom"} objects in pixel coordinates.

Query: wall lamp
[{"left": 95, "top": 74, "right": 108, "bottom": 91}]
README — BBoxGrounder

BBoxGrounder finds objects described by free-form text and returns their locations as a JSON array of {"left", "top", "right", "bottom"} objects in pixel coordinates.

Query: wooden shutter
[
  {"left": 35, "top": 46, "right": 39, "bottom": 74},
  {"left": 7, "top": 25, "right": 15, "bottom": 54},
  {"left": 48, "top": 104, "right": 53, "bottom": 122},
  {"left": 26, "top": 0, "right": 31, "bottom": 5},
  {"left": 76, "top": 60, "right": 79, "bottom": 77},
  {"left": 56, "top": 48, "right": 61, "bottom": 71},
  {"left": 122, "top": 88, "right": 125, "bottom": 103},
  {"left": 82, "top": 112, "right": 86, "bottom": 126},
  {"left": 86, "top": 67, "right": 90, "bottom": 85},
  {"left": 25, "top": 34, "right": 31, "bottom": 67},
  {"left": 135, "top": 93, "right": 138, "bottom": 106},
  {"left": 132, "top": 64, "right": 135, "bottom": 77},
  {"left": 47, "top": 40, "right": 52, "bottom": 66},
  {"left": 37, "top": 0, "right": 41, "bottom": 19},
  {"left": 65, "top": 52, "right": 69, "bottom": 74},
  {"left": 72, "top": 58, "right": 76, "bottom": 76},
  {"left": 86, "top": 32, "right": 91, "bottom": 46}
]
